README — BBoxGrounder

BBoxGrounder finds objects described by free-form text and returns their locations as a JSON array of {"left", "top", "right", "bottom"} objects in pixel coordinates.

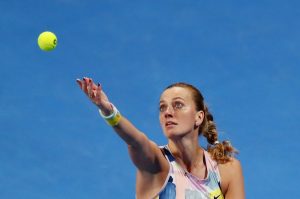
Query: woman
[{"left": 76, "top": 77, "right": 245, "bottom": 199}]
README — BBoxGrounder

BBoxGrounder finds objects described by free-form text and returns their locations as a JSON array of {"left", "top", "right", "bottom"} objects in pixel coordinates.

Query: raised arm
[{"left": 76, "top": 77, "right": 168, "bottom": 173}]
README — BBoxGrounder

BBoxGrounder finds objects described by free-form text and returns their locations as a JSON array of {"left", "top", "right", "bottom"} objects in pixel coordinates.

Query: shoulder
[
  {"left": 218, "top": 158, "right": 243, "bottom": 185},
  {"left": 218, "top": 158, "right": 245, "bottom": 198},
  {"left": 218, "top": 157, "right": 242, "bottom": 174}
]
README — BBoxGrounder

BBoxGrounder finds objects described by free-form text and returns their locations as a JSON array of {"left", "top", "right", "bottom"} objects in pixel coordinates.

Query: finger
[
  {"left": 87, "top": 78, "right": 98, "bottom": 90},
  {"left": 91, "top": 83, "right": 98, "bottom": 98},
  {"left": 87, "top": 81, "right": 92, "bottom": 97},
  {"left": 81, "top": 78, "right": 88, "bottom": 94},
  {"left": 83, "top": 77, "right": 88, "bottom": 82},
  {"left": 83, "top": 77, "right": 91, "bottom": 88},
  {"left": 97, "top": 83, "right": 102, "bottom": 92},
  {"left": 86, "top": 78, "right": 93, "bottom": 90},
  {"left": 85, "top": 77, "right": 93, "bottom": 84},
  {"left": 94, "top": 83, "right": 101, "bottom": 98},
  {"left": 76, "top": 79, "right": 83, "bottom": 89},
  {"left": 87, "top": 79, "right": 97, "bottom": 98},
  {"left": 83, "top": 77, "right": 99, "bottom": 99},
  {"left": 91, "top": 82, "right": 98, "bottom": 90},
  {"left": 92, "top": 89, "right": 97, "bottom": 98}
]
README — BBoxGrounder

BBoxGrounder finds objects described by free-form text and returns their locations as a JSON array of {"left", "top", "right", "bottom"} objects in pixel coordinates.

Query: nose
[{"left": 164, "top": 106, "right": 174, "bottom": 117}]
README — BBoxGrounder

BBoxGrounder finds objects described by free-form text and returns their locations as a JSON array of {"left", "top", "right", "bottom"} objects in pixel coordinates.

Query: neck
[{"left": 168, "top": 134, "right": 204, "bottom": 172}]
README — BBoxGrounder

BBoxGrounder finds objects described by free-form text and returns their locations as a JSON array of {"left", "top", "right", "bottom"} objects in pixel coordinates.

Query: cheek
[
  {"left": 181, "top": 112, "right": 196, "bottom": 124},
  {"left": 159, "top": 114, "right": 164, "bottom": 125}
]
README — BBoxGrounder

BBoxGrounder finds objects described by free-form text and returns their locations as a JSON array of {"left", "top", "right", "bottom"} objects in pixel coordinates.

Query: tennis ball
[{"left": 37, "top": 31, "right": 57, "bottom": 51}]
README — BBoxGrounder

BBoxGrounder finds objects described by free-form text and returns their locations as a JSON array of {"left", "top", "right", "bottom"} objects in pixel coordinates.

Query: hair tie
[{"left": 213, "top": 140, "right": 220, "bottom": 145}]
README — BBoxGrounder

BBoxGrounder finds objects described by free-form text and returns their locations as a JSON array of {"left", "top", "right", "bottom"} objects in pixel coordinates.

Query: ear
[{"left": 195, "top": 110, "right": 204, "bottom": 126}]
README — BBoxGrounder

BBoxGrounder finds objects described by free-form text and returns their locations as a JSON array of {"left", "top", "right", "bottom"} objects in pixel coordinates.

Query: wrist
[
  {"left": 98, "top": 103, "right": 122, "bottom": 126},
  {"left": 97, "top": 103, "right": 113, "bottom": 116}
]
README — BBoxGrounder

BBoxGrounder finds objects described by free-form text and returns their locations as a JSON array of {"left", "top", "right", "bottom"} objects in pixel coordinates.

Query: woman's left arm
[{"left": 219, "top": 158, "right": 245, "bottom": 199}]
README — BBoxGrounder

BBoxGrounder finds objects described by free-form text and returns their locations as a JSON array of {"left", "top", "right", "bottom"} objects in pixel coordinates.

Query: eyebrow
[{"left": 159, "top": 97, "right": 185, "bottom": 104}]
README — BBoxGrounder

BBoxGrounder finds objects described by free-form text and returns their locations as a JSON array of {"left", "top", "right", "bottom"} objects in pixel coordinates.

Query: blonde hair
[{"left": 165, "top": 82, "right": 238, "bottom": 164}]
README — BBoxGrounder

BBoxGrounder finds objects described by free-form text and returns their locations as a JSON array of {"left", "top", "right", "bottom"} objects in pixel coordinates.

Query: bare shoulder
[
  {"left": 218, "top": 158, "right": 245, "bottom": 199},
  {"left": 218, "top": 157, "right": 243, "bottom": 174}
]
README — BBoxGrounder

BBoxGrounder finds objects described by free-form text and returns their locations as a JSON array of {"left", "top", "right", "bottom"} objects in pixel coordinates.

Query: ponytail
[{"left": 201, "top": 105, "right": 238, "bottom": 164}]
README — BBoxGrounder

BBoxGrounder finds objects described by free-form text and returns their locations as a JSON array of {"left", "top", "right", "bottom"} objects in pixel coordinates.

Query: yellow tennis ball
[{"left": 37, "top": 31, "right": 57, "bottom": 51}]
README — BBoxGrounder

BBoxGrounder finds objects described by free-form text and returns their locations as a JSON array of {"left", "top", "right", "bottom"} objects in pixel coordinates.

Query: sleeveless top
[{"left": 153, "top": 145, "right": 224, "bottom": 199}]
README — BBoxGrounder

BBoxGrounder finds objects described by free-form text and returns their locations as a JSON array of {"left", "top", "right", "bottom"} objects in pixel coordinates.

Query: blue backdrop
[{"left": 0, "top": 0, "right": 299, "bottom": 198}]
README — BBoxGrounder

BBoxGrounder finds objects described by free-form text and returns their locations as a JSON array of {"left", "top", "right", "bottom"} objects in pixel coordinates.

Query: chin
[{"left": 163, "top": 130, "right": 185, "bottom": 140}]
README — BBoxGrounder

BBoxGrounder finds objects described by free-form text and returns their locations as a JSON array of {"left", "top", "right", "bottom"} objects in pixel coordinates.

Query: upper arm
[
  {"left": 111, "top": 115, "right": 169, "bottom": 198},
  {"left": 219, "top": 158, "right": 245, "bottom": 199},
  {"left": 129, "top": 135, "right": 170, "bottom": 199},
  {"left": 128, "top": 133, "right": 169, "bottom": 173}
]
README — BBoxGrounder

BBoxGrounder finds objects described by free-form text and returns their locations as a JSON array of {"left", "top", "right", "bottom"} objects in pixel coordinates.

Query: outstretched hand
[{"left": 76, "top": 77, "right": 112, "bottom": 115}]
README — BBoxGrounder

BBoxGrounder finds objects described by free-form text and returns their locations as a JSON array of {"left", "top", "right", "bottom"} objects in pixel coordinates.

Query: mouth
[{"left": 165, "top": 121, "right": 178, "bottom": 127}]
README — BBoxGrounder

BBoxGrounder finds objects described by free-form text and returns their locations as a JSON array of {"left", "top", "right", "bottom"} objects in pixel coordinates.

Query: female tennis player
[{"left": 76, "top": 77, "right": 245, "bottom": 199}]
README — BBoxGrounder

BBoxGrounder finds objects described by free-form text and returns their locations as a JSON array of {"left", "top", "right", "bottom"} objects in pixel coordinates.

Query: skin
[{"left": 76, "top": 77, "right": 245, "bottom": 199}]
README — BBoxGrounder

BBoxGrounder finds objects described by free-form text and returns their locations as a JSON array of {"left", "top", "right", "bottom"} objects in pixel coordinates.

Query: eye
[
  {"left": 173, "top": 101, "right": 184, "bottom": 110},
  {"left": 159, "top": 104, "right": 167, "bottom": 112}
]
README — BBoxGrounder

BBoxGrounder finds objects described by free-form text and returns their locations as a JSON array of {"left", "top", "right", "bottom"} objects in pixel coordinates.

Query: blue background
[{"left": 0, "top": 0, "right": 299, "bottom": 198}]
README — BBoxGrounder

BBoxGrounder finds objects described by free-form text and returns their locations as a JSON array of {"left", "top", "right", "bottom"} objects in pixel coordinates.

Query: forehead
[{"left": 160, "top": 87, "right": 193, "bottom": 102}]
